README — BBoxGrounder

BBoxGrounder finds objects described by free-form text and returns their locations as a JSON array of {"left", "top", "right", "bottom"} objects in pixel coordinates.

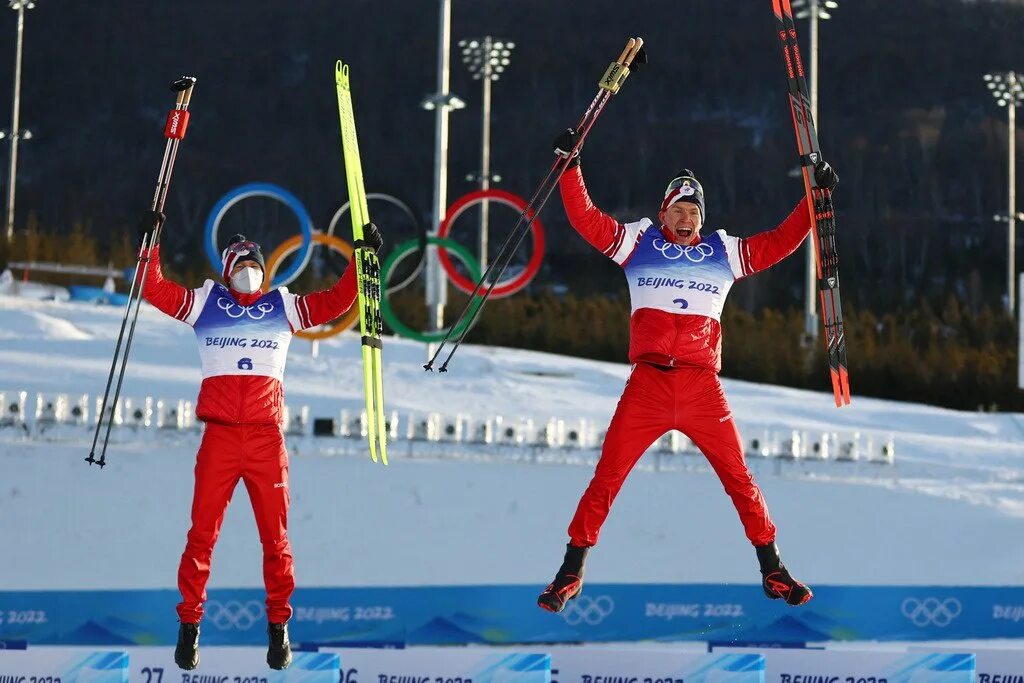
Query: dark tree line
[{"left": 5, "top": 219, "right": 1022, "bottom": 412}]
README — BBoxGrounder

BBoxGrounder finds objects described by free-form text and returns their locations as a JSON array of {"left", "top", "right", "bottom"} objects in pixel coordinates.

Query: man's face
[
  {"left": 231, "top": 259, "right": 263, "bottom": 277},
  {"left": 658, "top": 202, "right": 703, "bottom": 245}
]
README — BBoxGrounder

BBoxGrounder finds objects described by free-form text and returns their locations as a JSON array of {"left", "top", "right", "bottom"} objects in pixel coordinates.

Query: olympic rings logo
[
  {"left": 900, "top": 597, "right": 962, "bottom": 627},
  {"left": 204, "top": 183, "right": 545, "bottom": 344},
  {"left": 217, "top": 297, "right": 275, "bottom": 320},
  {"left": 684, "top": 243, "right": 715, "bottom": 262},
  {"left": 561, "top": 594, "right": 615, "bottom": 626},
  {"left": 205, "top": 599, "right": 265, "bottom": 630},
  {"left": 653, "top": 239, "right": 685, "bottom": 260},
  {"left": 652, "top": 240, "right": 714, "bottom": 263}
]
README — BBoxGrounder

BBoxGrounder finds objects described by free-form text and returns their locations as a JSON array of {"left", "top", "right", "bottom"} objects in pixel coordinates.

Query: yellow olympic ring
[{"left": 263, "top": 232, "right": 359, "bottom": 341}]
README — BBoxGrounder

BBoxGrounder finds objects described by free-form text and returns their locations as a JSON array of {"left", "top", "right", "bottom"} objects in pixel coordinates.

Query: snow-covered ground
[{"left": 2, "top": 293, "right": 1024, "bottom": 593}]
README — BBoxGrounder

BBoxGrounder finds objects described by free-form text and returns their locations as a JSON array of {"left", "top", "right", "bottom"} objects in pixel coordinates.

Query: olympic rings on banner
[
  {"left": 204, "top": 183, "right": 314, "bottom": 288},
  {"left": 437, "top": 189, "right": 546, "bottom": 299},
  {"left": 380, "top": 236, "right": 483, "bottom": 343},
  {"left": 326, "top": 193, "right": 426, "bottom": 294},
  {"left": 263, "top": 233, "right": 360, "bottom": 340}
]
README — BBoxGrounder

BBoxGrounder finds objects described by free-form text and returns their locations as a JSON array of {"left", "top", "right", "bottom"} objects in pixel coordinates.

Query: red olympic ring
[{"left": 437, "top": 189, "right": 546, "bottom": 299}]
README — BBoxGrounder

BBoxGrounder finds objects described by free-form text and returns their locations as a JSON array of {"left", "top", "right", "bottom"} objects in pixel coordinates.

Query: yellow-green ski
[{"left": 335, "top": 60, "right": 388, "bottom": 465}]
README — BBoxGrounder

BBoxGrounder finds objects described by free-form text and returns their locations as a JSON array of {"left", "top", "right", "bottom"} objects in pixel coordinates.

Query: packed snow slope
[{"left": 1, "top": 294, "right": 1023, "bottom": 592}]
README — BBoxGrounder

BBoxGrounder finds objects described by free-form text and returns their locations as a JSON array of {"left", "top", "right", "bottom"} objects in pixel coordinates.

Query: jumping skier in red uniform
[
  {"left": 537, "top": 130, "right": 838, "bottom": 613},
  {"left": 138, "top": 217, "right": 382, "bottom": 670}
]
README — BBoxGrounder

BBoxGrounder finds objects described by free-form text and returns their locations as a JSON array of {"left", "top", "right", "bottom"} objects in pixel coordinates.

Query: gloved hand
[
  {"left": 813, "top": 160, "right": 839, "bottom": 191},
  {"left": 136, "top": 210, "right": 165, "bottom": 250},
  {"left": 553, "top": 128, "right": 580, "bottom": 168},
  {"left": 361, "top": 222, "right": 384, "bottom": 254}
]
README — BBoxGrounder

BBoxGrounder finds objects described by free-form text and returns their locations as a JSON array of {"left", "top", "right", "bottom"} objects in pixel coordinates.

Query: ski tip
[
  {"left": 840, "top": 369, "right": 852, "bottom": 405},
  {"left": 336, "top": 61, "right": 350, "bottom": 87},
  {"left": 829, "top": 369, "right": 843, "bottom": 408}
]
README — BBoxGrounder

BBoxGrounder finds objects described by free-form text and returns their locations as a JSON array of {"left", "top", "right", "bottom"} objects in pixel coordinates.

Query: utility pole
[
  {"left": 421, "top": 0, "right": 465, "bottom": 338},
  {"left": 459, "top": 36, "right": 514, "bottom": 269},
  {"left": 4, "top": 1, "right": 36, "bottom": 244}
]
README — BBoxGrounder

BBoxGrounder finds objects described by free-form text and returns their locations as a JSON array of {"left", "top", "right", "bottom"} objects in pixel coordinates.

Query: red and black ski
[{"left": 771, "top": 0, "right": 851, "bottom": 407}]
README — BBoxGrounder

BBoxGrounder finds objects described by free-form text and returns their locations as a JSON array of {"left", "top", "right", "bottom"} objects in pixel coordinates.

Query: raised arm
[
  {"left": 559, "top": 165, "right": 622, "bottom": 253},
  {"left": 140, "top": 244, "right": 196, "bottom": 321},
  {"left": 736, "top": 197, "right": 813, "bottom": 277},
  {"left": 737, "top": 161, "right": 840, "bottom": 278},
  {"left": 559, "top": 165, "right": 649, "bottom": 266},
  {"left": 282, "top": 222, "right": 381, "bottom": 331},
  {"left": 286, "top": 260, "right": 357, "bottom": 330},
  {"left": 553, "top": 125, "right": 649, "bottom": 266}
]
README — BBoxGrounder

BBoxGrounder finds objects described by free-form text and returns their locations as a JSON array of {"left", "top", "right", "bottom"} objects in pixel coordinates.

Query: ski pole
[
  {"left": 424, "top": 38, "right": 642, "bottom": 372},
  {"left": 87, "top": 76, "right": 197, "bottom": 468},
  {"left": 433, "top": 47, "right": 641, "bottom": 373},
  {"left": 424, "top": 37, "right": 646, "bottom": 372}
]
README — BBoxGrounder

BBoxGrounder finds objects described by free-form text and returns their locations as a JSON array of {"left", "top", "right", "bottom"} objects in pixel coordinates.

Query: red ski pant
[
  {"left": 176, "top": 422, "right": 294, "bottom": 624},
  {"left": 568, "top": 363, "right": 776, "bottom": 547}
]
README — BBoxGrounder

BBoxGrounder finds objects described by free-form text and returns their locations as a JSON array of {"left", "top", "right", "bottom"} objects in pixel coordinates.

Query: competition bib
[
  {"left": 624, "top": 230, "right": 736, "bottom": 321},
  {"left": 191, "top": 285, "right": 294, "bottom": 379}
]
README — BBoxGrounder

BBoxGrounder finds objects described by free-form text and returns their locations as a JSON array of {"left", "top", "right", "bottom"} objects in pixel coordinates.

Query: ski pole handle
[
  {"left": 615, "top": 38, "right": 636, "bottom": 65},
  {"left": 172, "top": 76, "right": 197, "bottom": 103},
  {"left": 624, "top": 37, "right": 645, "bottom": 65},
  {"left": 599, "top": 37, "right": 645, "bottom": 94},
  {"left": 164, "top": 76, "right": 197, "bottom": 140}
]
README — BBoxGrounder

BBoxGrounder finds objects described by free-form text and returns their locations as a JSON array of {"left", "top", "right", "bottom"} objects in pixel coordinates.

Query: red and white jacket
[
  {"left": 141, "top": 245, "right": 357, "bottom": 425},
  {"left": 559, "top": 165, "right": 811, "bottom": 372}
]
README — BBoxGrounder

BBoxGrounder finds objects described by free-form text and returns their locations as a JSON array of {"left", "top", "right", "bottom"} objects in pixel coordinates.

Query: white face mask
[{"left": 230, "top": 266, "right": 263, "bottom": 294}]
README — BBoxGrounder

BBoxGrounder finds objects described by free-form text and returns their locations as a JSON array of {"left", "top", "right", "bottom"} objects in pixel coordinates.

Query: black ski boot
[
  {"left": 267, "top": 622, "right": 292, "bottom": 670},
  {"left": 538, "top": 543, "right": 589, "bottom": 613},
  {"left": 174, "top": 622, "right": 200, "bottom": 670},
  {"left": 756, "top": 542, "right": 813, "bottom": 606}
]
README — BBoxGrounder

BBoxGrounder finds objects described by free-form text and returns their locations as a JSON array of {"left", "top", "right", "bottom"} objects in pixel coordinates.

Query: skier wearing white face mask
[
  {"left": 229, "top": 261, "right": 264, "bottom": 294},
  {"left": 136, "top": 219, "right": 383, "bottom": 671}
]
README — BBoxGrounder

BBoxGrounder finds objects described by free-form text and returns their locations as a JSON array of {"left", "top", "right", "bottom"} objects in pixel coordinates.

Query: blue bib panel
[
  {"left": 623, "top": 230, "right": 737, "bottom": 321},
  {"left": 191, "top": 285, "right": 294, "bottom": 379}
]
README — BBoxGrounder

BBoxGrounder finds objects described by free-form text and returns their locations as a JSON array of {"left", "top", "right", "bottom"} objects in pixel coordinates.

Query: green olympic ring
[{"left": 380, "top": 236, "right": 484, "bottom": 343}]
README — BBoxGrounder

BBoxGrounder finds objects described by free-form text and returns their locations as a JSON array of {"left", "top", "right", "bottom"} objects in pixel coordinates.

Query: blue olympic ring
[{"left": 204, "top": 182, "right": 314, "bottom": 288}]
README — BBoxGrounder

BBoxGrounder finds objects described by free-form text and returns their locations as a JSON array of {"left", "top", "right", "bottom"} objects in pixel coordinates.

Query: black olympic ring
[
  {"left": 205, "top": 599, "right": 265, "bottom": 630},
  {"left": 900, "top": 597, "right": 962, "bottom": 627},
  {"left": 325, "top": 192, "right": 425, "bottom": 294},
  {"left": 561, "top": 594, "right": 615, "bottom": 626}
]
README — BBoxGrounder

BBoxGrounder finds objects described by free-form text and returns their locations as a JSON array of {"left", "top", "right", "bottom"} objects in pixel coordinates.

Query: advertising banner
[
  {"left": 714, "top": 648, "right": 975, "bottom": 683},
  {"left": 320, "top": 647, "right": 549, "bottom": 683},
  {"left": 909, "top": 646, "right": 1024, "bottom": 679},
  {"left": 0, "top": 648, "right": 128, "bottom": 682},
  {"left": 547, "top": 648, "right": 763, "bottom": 683},
  {"left": 127, "top": 647, "right": 339, "bottom": 683},
  {"left": 2, "top": 585, "right": 1023, "bottom": 646}
]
